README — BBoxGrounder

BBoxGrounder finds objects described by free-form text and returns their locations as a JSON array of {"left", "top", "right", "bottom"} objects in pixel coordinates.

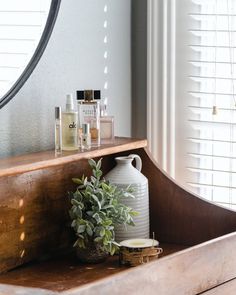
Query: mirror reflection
[{"left": 0, "top": 0, "right": 52, "bottom": 101}]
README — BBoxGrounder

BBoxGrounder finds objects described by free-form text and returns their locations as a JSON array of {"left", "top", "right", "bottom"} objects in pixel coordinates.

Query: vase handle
[{"left": 129, "top": 154, "right": 142, "bottom": 171}]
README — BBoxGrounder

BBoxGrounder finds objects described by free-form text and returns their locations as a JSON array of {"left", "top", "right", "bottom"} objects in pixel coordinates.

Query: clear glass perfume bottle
[
  {"left": 55, "top": 106, "right": 62, "bottom": 154},
  {"left": 100, "top": 116, "right": 114, "bottom": 141},
  {"left": 80, "top": 123, "right": 91, "bottom": 150},
  {"left": 77, "top": 90, "right": 100, "bottom": 147},
  {"left": 62, "top": 94, "right": 78, "bottom": 151},
  {"left": 100, "top": 97, "right": 114, "bottom": 142}
]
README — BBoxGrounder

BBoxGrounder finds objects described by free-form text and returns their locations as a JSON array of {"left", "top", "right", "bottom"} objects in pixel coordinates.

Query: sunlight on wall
[{"left": 103, "top": 3, "right": 109, "bottom": 102}]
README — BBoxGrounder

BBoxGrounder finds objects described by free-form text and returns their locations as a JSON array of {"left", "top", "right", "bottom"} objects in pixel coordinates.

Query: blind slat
[
  {"left": 188, "top": 152, "right": 236, "bottom": 160},
  {"left": 188, "top": 137, "right": 236, "bottom": 144},
  {"left": 187, "top": 167, "right": 236, "bottom": 174},
  {"left": 189, "top": 75, "right": 236, "bottom": 80},
  {"left": 188, "top": 182, "right": 236, "bottom": 190}
]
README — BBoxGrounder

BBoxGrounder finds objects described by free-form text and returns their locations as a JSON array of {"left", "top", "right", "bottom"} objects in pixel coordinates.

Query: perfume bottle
[
  {"left": 100, "top": 95, "right": 115, "bottom": 142},
  {"left": 77, "top": 90, "right": 100, "bottom": 147},
  {"left": 100, "top": 116, "right": 114, "bottom": 141},
  {"left": 55, "top": 106, "right": 62, "bottom": 154},
  {"left": 62, "top": 94, "right": 78, "bottom": 151},
  {"left": 80, "top": 123, "right": 91, "bottom": 150}
]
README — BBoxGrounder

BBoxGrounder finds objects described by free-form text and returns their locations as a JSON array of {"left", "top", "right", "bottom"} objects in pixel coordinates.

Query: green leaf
[
  {"left": 83, "top": 177, "right": 88, "bottom": 186},
  {"left": 86, "top": 211, "right": 93, "bottom": 216},
  {"left": 71, "top": 199, "right": 80, "bottom": 206},
  {"left": 92, "top": 195, "right": 101, "bottom": 210},
  {"left": 88, "top": 159, "right": 96, "bottom": 168},
  {"left": 71, "top": 220, "right": 76, "bottom": 228},
  {"left": 112, "top": 241, "right": 120, "bottom": 247},
  {"left": 110, "top": 245, "right": 116, "bottom": 256},
  {"left": 102, "top": 204, "right": 114, "bottom": 210},
  {"left": 100, "top": 227, "right": 105, "bottom": 237},
  {"left": 130, "top": 210, "right": 139, "bottom": 216},
  {"left": 96, "top": 158, "right": 102, "bottom": 170},
  {"left": 94, "top": 236, "right": 103, "bottom": 242},
  {"left": 77, "top": 225, "right": 86, "bottom": 233},
  {"left": 72, "top": 178, "right": 83, "bottom": 185},
  {"left": 75, "top": 207, "right": 82, "bottom": 218},
  {"left": 93, "top": 213, "right": 102, "bottom": 224},
  {"left": 91, "top": 176, "right": 97, "bottom": 184},
  {"left": 101, "top": 182, "right": 110, "bottom": 191},
  {"left": 86, "top": 224, "right": 93, "bottom": 236},
  {"left": 73, "top": 238, "right": 85, "bottom": 249},
  {"left": 102, "top": 219, "right": 112, "bottom": 226},
  {"left": 93, "top": 169, "right": 102, "bottom": 179},
  {"left": 123, "top": 192, "right": 135, "bottom": 198}
]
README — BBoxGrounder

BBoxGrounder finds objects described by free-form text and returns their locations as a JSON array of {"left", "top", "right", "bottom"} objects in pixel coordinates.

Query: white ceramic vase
[{"left": 105, "top": 154, "right": 149, "bottom": 242}]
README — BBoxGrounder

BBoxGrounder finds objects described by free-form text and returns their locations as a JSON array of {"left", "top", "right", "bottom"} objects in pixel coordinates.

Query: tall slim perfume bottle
[
  {"left": 77, "top": 90, "right": 100, "bottom": 147},
  {"left": 55, "top": 106, "right": 62, "bottom": 154},
  {"left": 62, "top": 94, "right": 78, "bottom": 151}
]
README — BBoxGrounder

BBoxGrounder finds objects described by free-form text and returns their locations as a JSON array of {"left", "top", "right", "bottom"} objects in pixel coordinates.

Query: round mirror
[{"left": 0, "top": 0, "right": 61, "bottom": 109}]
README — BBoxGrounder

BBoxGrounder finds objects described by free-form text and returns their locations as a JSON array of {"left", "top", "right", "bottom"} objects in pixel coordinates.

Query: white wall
[{"left": 0, "top": 0, "right": 131, "bottom": 158}]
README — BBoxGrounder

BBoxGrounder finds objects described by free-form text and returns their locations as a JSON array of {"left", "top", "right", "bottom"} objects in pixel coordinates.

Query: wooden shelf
[
  {"left": 0, "top": 137, "right": 147, "bottom": 177},
  {"left": 1, "top": 136, "right": 236, "bottom": 294},
  {"left": 0, "top": 243, "right": 187, "bottom": 294}
]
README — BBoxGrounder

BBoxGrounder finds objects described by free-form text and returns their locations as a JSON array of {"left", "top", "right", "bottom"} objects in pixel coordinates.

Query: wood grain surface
[
  {"left": 1, "top": 138, "right": 236, "bottom": 294},
  {"left": 58, "top": 232, "right": 236, "bottom": 295},
  {"left": 0, "top": 137, "right": 147, "bottom": 177},
  {"left": 0, "top": 233, "right": 236, "bottom": 294},
  {"left": 0, "top": 243, "right": 184, "bottom": 292},
  {"left": 202, "top": 278, "right": 236, "bottom": 295},
  {"left": 138, "top": 148, "right": 236, "bottom": 246},
  {"left": 0, "top": 138, "right": 147, "bottom": 273}
]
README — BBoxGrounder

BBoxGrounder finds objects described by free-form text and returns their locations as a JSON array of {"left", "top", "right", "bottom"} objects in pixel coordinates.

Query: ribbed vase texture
[{"left": 105, "top": 154, "right": 149, "bottom": 242}]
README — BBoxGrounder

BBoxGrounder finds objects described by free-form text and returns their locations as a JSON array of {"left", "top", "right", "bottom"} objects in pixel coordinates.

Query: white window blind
[
  {"left": 0, "top": 0, "right": 51, "bottom": 98},
  {"left": 187, "top": 0, "right": 236, "bottom": 209}
]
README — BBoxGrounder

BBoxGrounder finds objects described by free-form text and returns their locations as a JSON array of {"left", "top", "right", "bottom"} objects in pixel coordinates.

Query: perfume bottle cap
[
  {"left": 84, "top": 90, "right": 93, "bottom": 101},
  {"left": 76, "top": 90, "right": 84, "bottom": 100},
  {"left": 66, "top": 94, "right": 74, "bottom": 111},
  {"left": 94, "top": 90, "right": 101, "bottom": 100},
  {"left": 55, "top": 106, "right": 61, "bottom": 119},
  {"left": 82, "top": 123, "right": 90, "bottom": 135}
]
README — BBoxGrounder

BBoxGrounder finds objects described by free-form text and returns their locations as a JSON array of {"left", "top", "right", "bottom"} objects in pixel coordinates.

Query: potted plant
[{"left": 69, "top": 158, "right": 138, "bottom": 263}]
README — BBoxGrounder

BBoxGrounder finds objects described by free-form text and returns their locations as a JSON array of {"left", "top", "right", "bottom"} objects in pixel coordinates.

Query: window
[
  {"left": 187, "top": 0, "right": 236, "bottom": 208},
  {"left": 147, "top": 0, "right": 236, "bottom": 209}
]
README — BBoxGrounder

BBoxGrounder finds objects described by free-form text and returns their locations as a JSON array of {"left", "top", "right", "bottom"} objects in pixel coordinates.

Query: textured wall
[{"left": 0, "top": 0, "right": 131, "bottom": 158}]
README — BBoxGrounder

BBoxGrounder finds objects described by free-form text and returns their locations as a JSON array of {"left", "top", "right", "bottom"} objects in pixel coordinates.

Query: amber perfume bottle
[{"left": 77, "top": 90, "right": 100, "bottom": 147}]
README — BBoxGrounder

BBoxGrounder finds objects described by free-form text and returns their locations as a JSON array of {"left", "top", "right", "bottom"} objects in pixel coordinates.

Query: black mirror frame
[{"left": 0, "top": 0, "right": 61, "bottom": 109}]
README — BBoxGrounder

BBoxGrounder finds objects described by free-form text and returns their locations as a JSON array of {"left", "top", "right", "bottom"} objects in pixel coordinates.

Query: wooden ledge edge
[
  {"left": 0, "top": 138, "right": 147, "bottom": 178},
  {"left": 61, "top": 232, "right": 236, "bottom": 295}
]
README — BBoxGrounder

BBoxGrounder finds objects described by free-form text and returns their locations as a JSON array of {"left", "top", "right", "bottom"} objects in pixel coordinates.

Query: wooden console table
[{"left": 0, "top": 137, "right": 236, "bottom": 295}]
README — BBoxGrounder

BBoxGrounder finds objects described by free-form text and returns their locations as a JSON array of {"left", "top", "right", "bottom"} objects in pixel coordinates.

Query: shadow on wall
[{"left": 131, "top": 0, "right": 147, "bottom": 139}]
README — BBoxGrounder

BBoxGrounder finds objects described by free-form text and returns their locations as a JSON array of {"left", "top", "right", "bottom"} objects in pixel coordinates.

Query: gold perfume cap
[
  {"left": 82, "top": 123, "right": 90, "bottom": 134},
  {"left": 84, "top": 90, "right": 93, "bottom": 101}
]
